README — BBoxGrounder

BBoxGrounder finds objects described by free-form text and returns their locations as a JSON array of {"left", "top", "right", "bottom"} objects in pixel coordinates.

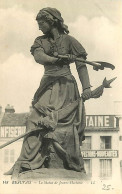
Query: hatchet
[{"left": 53, "top": 52, "right": 115, "bottom": 71}]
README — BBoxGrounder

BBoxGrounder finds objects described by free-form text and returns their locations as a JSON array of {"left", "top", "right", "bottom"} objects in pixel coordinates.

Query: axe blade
[{"left": 93, "top": 61, "right": 115, "bottom": 70}]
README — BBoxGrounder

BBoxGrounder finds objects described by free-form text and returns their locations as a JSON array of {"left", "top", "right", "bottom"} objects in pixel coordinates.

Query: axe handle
[
  {"left": 57, "top": 54, "right": 101, "bottom": 69},
  {"left": 0, "top": 129, "right": 42, "bottom": 149},
  {"left": 0, "top": 131, "right": 29, "bottom": 149}
]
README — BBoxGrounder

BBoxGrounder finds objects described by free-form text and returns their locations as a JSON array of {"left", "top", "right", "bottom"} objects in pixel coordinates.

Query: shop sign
[
  {"left": 81, "top": 150, "right": 118, "bottom": 158},
  {"left": 0, "top": 126, "right": 26, "bottom": 138},
  {"left": 86, "top": 115, "right": 115, "bottom": 128}
]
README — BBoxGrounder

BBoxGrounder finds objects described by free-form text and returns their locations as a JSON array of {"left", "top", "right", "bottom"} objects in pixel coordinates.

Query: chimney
[{"left": 5, "top": 104, "right": 15, "bottom": 113}]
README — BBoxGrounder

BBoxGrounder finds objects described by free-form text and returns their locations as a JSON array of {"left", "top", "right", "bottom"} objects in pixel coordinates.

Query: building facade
[
  {"left": 81, "top": 115, "right": 120, "bottom": 180},
  {"left": 0, "top": 105, "right": 121, "bottom": 180},
  {"left": 0, "top": 105, "right": 28, "bottom": 173}
]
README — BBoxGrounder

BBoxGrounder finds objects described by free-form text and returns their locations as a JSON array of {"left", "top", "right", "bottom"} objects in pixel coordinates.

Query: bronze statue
[{"left": 4, "top": 7, "right": 115, "bottom": 179}]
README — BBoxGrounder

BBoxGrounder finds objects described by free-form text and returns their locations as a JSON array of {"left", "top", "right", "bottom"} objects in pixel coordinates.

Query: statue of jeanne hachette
[{"left": 5, "top": 7, "right": 92, "bottom": 178}]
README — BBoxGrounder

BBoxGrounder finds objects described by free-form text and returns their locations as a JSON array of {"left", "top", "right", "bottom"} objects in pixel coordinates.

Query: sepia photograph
[{"left": 0, "top": 0, "right": 122, "bottom": 193}]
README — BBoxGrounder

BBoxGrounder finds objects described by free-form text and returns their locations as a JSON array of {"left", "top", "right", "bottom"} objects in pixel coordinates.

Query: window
[
  {"left": 4, "top": 149, "right": 9, "bottom": 163},
  {"left": 100, "top": 136, "right": 111, "bottom": 149},
  {"left": 10, "top": 150, "right": 14, "bottom": 163},
  {"left": 81, "top": 136, "right": 91, "bottom": 150},
  {"left": 4, "top": 149, "right": 15, "bottom": 163},
  {"left": 84, "top": 159, "right": 92, "bottom": 177},
  {"left": 100, "top": 159, "right": 112, "bottom": 178}
]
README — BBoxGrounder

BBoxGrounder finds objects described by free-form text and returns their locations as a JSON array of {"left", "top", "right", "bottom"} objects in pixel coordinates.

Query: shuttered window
[
  {"left": 4, "top": 149, "right": 15, "bottom": 163},
  {"left": 84, "top": 159, "right": 92, "bottom": 176},
  {"left": 4, "top": 149, "right": 9, "bottom": 163},
  {"left": 10, "top": 149, "right": 14, "bottom": 163},
  {"left": 100, "top": 159, "right": 112, "bottom": 178}
]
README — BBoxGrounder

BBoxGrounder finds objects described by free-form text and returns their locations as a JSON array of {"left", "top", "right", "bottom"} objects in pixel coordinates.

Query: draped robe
[{"left": 10, "top": 34, "right": 88, "bottom": 173}]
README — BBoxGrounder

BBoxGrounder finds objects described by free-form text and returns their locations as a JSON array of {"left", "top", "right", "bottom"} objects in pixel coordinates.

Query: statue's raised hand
[{"left": 82, "top": 88, "right": 92, "bottom": 100}]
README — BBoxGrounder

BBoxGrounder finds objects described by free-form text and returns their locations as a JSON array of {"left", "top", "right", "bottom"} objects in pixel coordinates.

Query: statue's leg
[{"left": 42, "top": 139, "right": 66, "bottom": 169}]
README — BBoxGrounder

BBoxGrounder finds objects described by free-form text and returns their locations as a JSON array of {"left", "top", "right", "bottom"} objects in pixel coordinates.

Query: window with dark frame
[{"left": 100, "top": 136, "right": 112, "bottom": 149}]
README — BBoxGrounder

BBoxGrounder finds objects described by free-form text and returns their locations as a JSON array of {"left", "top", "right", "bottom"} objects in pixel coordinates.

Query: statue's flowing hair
[{"left": 36, "top": 10, "right": 69, "bottom": 34}]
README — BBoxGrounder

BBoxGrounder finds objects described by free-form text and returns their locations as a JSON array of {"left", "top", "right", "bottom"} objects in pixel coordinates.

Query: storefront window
[
  {"left": 10, "top": 149, "right": 14, "bottom": 163},
  {"left": 100, "top": 159, "right": 112, "bottom": 178},
  {"left": 81, "top": 136, "right": 91, "bottom": 150},
  {"left": 100, "top": 136, "right": 111, "bottom": 149},
  {"left": 4, "top": 149, "right": 15, "bottom": 163},
  {"left": 84, "top": 159, "right": 92, "bottom": 177}
]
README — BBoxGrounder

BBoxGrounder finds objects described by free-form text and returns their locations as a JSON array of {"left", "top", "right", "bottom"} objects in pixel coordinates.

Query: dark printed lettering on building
[{"left": 86, "top": 116, "right": 115, "bottom": 128}]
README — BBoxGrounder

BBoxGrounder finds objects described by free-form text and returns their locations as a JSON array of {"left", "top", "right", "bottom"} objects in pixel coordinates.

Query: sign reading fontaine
[
  {"left": 0, "top": 115, "right": 116, "bottom": 138},
  {"left": 86, "top": 115, "right": 116, "bottom": 128}
]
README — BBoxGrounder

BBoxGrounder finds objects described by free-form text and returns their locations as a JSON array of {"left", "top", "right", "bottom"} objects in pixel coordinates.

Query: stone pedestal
[{"left": 17, "top": 168, "right": 90, "bottom": 180}]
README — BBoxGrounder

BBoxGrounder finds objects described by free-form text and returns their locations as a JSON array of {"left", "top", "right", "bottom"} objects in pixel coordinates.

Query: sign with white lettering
[
  {"left": 81, "top": 150, "right": 118, "bottom": 158},
  {"left": 0, "top": 126, "right": 26, "bottom": 138},
  {"left": 86, "top": 115, "right": 116, "bottom": 128}
]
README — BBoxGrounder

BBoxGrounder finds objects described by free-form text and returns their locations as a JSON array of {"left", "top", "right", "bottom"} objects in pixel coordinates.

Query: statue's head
[{"left": 36, "top": 7, "right": 69, "bottom": 34}]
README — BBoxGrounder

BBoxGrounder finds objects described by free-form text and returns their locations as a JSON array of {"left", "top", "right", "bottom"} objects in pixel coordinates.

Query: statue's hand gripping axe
[{"left": 53, "top": 52, "right": 115, "bottom": 71}]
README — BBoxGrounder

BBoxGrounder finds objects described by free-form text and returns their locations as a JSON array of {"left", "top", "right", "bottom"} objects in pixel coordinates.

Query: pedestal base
[{"left": 17, "top": 168, "right": 90, "bottom": 180}]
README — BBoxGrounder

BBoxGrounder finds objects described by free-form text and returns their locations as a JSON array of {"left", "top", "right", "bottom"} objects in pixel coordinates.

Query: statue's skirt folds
[{"left": 7, "top": 73, "right": 86, "bottom": 175}]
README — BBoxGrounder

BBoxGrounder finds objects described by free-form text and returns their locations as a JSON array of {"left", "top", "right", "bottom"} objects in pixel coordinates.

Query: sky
[{"left": 0, "top": 0, "right": 122, "bottom": 114}]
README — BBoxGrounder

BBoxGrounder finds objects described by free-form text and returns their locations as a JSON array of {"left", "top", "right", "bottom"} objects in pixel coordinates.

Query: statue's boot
[
  {"left": 12, "top": 162, "right": 22, "bottom": 179},
  {"left": 4, "top": 162, "right": 23, "bottom": 178},
  {"left": 4, "top": 167, "right": 14, "bottom": 175}
]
